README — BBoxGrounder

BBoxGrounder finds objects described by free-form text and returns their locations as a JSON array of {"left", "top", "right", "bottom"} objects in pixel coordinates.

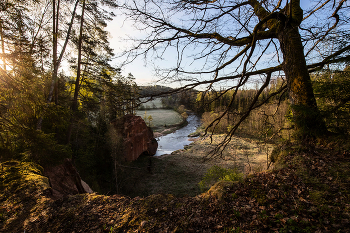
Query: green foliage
[
  {"left": 21, "top": 130, "right": 72, "bottom": 166},
  {"left": 0, "top": 0, "right": 139, "bottom": 197},
  {"left": 287, "top": 104, "right": 326, "bottom": 138},
  {"left": 72, "top": 118, "right": 116, "bottom": 194},
  {"left": 313, "top": 67, "right": 350, "bottom": 134},
  {"left": 199, "top": 165, "right": 243, "bottom": 192}
]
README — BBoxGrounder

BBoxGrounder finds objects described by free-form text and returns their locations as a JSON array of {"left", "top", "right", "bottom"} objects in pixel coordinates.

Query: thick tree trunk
[
  {"left": 248, "top": 0, "right": 328, "bottom": 138},
  {"left": 278, "top": 26, "right": 328, "bottom": 137}
]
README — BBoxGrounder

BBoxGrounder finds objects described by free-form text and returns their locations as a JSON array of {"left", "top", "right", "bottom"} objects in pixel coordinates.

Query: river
[{"left": 155, "top": 114, "right": 201, "bottom": 156}]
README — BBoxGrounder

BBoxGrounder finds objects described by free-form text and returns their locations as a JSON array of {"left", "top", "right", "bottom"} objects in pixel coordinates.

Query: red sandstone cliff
[
  {"left": 44, "top": 158, "right": 93, "bottom": 200},
  {"left": 113, "top": 114, "right": 158, "bottom": 162}
]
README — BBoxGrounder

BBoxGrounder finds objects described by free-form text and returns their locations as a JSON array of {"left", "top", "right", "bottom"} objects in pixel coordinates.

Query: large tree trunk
[
  {"left": 278, "top": 25, "right": 328, "bottom": 137},
  {"left": 248, "top": 0, "right": 328, "bottom": 138}
]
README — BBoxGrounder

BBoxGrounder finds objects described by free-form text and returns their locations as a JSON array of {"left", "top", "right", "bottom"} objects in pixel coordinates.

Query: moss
[
  {"left": 290, "top": 2, "right": 303, "bottom": 26},
  {"left": 201, "top": 180, "right": 236, "bottom": 200},
  {"left": 0, "top": 161, "right": 50, "bottom": 197},
  {"left": 0, "top": 160, "right": 51, "bottom": 232},
  {"left": 251, "top": 189, "right": 267, "bottom": 204}
]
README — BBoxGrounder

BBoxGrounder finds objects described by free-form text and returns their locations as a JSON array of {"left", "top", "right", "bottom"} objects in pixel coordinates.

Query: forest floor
[{"left": 1, "top": 137, "right": 350, "bottom": 232}]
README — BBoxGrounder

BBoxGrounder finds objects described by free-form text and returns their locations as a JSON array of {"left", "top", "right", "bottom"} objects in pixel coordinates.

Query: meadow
[{"left": 136, "top": 109, "right": 185, "bottom": 134}]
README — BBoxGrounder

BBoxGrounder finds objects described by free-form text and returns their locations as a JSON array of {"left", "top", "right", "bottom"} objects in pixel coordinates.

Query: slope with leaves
[{"left": 1, "top": 139, "right": 350, "bottom": 232}]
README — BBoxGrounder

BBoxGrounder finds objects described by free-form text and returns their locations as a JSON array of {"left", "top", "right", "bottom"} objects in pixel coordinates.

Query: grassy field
[
  {"left": 136, "top": 109, "right": 184, "bottom": 133},
  {"left": 120, "top": 134, "right": 274, "bottom": 197}
]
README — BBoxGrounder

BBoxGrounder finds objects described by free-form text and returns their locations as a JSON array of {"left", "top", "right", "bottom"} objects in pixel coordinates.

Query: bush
[
  {"left": 181, "top": 112, "right": 188, "bottom": 119},
  {"left": 177, "top": 105, "right": 185, "bottom": 114},
  {"left": 16, "top": 130, "right": 72, "bottom": 167},
  {"left": 199, "top": 165, "right": 244, "bottom": 192}
]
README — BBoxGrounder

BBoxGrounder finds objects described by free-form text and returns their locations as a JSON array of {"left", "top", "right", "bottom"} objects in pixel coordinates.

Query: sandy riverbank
[{"left": 122, "top": 134, "right": 274, "bottom": 197}]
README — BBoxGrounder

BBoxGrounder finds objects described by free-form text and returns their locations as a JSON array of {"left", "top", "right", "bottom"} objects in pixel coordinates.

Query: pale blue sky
[{"left": 106, "top": 1, "right": 339, "bottom": 87}]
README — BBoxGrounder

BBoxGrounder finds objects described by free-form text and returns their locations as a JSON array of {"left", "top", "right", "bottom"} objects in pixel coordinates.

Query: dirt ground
[{"left": 122, "top": 134, "right": 274, "bottom": 197}]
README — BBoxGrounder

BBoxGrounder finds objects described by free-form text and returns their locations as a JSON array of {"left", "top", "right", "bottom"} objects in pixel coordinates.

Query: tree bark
[
  {"left": 36, "top": 0, "right": 60, "bottom": 130},
  {"left": 54, "top": 0, "right": 60, "bottom": 105},
  {"left": 249, "top": 0, "right": 328, "bottom": 138},
  {"left": 278, "top": 25, "right": 328, "bottom": 137}
]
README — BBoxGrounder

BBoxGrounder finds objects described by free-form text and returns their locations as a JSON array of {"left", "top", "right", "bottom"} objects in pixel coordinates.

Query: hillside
[{"left": 1, "top": 139, "right": 349, "bottom": 232}]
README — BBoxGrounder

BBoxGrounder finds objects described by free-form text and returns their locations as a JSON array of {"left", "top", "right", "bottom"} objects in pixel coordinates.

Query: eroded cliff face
[
  {"left": 113, "top": 114, "right": 158, "bottom": 162},
  {"left": 43, "top": 158, "right": 93, "bottom": 200}
]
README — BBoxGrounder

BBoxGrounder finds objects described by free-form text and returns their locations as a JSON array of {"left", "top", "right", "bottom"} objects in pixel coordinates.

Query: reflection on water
[{"left": 155, "top": 114, "right": 200, "bottom": 156}]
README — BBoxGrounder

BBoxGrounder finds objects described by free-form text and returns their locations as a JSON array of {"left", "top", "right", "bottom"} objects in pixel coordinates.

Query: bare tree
[
  {"left": 119, "top": 0, "right": 350, "bottom": 153},
  {"left": 36, "top": 0, "right": 80, "bottom": 130}
]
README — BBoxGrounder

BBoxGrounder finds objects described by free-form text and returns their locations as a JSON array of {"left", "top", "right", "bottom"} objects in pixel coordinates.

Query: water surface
[{"left": 155, "top": 114, "right": 200, "bottom": 156}]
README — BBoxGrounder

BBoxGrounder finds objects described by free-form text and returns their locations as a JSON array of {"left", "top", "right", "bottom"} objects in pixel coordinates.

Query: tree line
[
  {"left": 120, "top": 0, "right": 350, "bottom": 155},
  {"left": 0, "top": 0, "right": 139, "bottom": 193},
  {"left": 195, "top": 66, "right": 350, "bottom": 142}
]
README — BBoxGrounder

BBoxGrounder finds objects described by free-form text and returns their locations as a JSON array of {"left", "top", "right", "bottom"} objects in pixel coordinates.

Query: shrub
[
  {"left": 199, "top": 165, "right": 244, "bottom": 192},
  {"left": 21, "top": 130, "right": 72, "bottom": 167},
  {"left": 177, "top": 105, "right": 185, "bottom": 113},
  {"left": 181, "top": 112, "right": 188, "bottom": 119}
]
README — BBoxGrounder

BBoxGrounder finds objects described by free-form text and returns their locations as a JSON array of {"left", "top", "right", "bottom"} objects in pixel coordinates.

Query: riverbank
[
  {"left": 136, "top": 109, "right": 189, "bottom": 138},
  {"left": 153, "top": 114, "right": 200, "bottom": 156},
  {"left": 2, "top": 138, "right": 349, "bottom": 232},
  {"left": 152, "top": 119, "right": 188, "bottom": 138},
  {"left": 120, "top": 134, "right": 274, "bottom": 197}
]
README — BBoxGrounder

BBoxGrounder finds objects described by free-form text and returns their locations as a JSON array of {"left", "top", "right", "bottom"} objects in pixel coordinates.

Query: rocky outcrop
[
  {"left": 44, "top": 158, "right": 93, "bottom": 200},
  {"left": 113, "top": 114, "right": 158, "bottom": 161}
]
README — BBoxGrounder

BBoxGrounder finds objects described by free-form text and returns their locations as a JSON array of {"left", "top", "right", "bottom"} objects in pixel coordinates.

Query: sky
[
  {"left": 106, "top": 14, "right": 158, "bottom": 86},
  {"left": 105, "top": 1, "right": 321, "bottom": 87}
]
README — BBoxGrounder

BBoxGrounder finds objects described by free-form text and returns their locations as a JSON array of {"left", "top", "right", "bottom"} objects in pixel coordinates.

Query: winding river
[{"left": 155, "top": 114, "right": 201, "bottom": 156}]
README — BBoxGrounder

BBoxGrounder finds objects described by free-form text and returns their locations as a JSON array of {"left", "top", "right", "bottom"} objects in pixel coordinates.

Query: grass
[
  {"left": 119, "top": 134, "right": 274, "bottom": 197},
  {"left": 136, "top": 109, "right": 184, "bottom": 133}
]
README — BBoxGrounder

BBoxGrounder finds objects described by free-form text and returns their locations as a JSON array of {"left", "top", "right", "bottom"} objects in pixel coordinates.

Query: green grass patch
[
  {"left": 199, "top": 165, "right": 244, "bottom": 192},
  {"left": 136, "top": 109, "right": 184, "bottom": 128}
]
